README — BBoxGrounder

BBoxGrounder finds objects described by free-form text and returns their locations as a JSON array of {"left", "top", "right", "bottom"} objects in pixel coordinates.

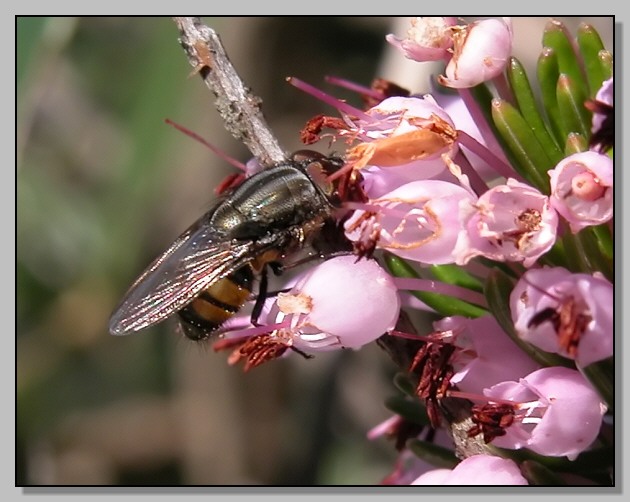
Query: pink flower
[
  {"left": 215, "top": 257, "right": 401, "bottom": 370},
  {"left": 430, "top": 83, "right": 505, "bottom": 179},
  {"left": 455, "top": 178, "right": 559, "bottom": 267},
  {"left": 548, "top": 151, "right": 613, "bottom": 233},
  {"left": 386, "top": 17, "right": 513, "bottom": 91},
  {"left": 344, "top": 179, "right": 477, "bottom": 265},
  {"left": 435, "top": 315, "right": 540, "bottom": 394},
  {"left": 485, "top": 366, "right": 607, "bottom": 460},
  {"left": 510, "top": 267, "right": 613, "bottom": 366},
  {"left": 412, "top": 455, "right": 528, "bottom": 485},
  {"left": 386, "top": 17, "right": 457, "bottom": 62},
  {"left": 344, "top": 95, "right": 459, "bottom": 190},
  {"left": 268, "top": 255, "right": 401, "bottom": 351},
  {"left": 438, "top": 18, "right": 513, "bottom": 89}
]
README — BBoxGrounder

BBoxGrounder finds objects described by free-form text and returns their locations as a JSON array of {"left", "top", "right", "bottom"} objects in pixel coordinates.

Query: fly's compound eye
[
  {"left": 305, "top": 160, "right": 334, "bottom": 197},
  {"left": 290, "top": 149, "right": 326, "bottom": 163}
]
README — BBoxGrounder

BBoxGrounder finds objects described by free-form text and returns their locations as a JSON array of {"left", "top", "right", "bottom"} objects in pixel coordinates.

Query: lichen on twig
[{"left": 172, "top": 17, "right": 287, "bottom": 167}]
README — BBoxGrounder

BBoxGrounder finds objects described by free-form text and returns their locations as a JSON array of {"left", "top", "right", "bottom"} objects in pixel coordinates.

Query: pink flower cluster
[{"left": 213, "top": 16, "right": 613, "bottom": 486}]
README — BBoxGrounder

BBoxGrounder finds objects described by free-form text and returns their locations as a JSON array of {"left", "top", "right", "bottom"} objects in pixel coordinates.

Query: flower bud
[
  {"left": 438, "top": 18, "right": 513, "bottom": 88},
  {"left": 270, "top": 256, "right": 401, "bottom": 351}
]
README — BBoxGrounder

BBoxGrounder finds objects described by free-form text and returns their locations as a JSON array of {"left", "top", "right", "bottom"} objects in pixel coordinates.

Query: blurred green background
[{"left": 16, "top": 17, "right": 613, "bottom": 486}]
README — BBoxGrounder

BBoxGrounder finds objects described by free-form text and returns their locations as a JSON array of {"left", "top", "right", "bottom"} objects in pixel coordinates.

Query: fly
[{"left": 108, "top": 151, "right": 350, "bottom": 341}]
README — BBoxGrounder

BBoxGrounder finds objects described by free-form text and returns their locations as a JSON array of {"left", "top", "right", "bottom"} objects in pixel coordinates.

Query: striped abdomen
[{"left": 177, "top": 265, "right": 254, "bottom": 340}]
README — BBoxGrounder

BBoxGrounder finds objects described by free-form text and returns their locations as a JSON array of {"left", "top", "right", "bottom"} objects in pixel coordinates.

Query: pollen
[{"left": 277, "top": 291, "right": 313, "bottom": 315}]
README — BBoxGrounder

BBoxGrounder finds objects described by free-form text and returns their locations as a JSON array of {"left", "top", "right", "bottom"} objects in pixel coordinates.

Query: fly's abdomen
[{"left": 177, "top": 266, "right": 254, "bottom": 340}]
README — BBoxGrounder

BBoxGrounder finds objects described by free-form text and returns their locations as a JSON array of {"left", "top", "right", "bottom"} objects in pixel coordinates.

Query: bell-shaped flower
[
  {"left": 344, "top": 179, "right": 477, "bottom": 265},
  {"left": 344, "top": 95, "right": 459, "bottom": 191},
  {"left": 438, "top": 18, "right": 513, "bottom": 88},
  {"left": 454, "top": 178, "right": 559, "bottom": 267},
  {"left": 485, "top": 366, "right": 607, "bottom": 460},
  {"left": 215, "top": 256, "right": 400, "bottom": 370},
  {"left": 509, "top": 266, "right": 613, "bottom": 367},
  {"left": 435, "top": 315, "right": 540, "bottom": 394},
  {"left": 548, "top": 151, "right": 613, "bottom": 233},
  {"left": 269, "top": 255, "right": 401, "bottom": 352}
]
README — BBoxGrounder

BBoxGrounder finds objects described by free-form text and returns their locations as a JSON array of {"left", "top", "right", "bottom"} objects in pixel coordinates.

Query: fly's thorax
[{"left": 210, "top": 162, "right": 335, "bottom": 239}]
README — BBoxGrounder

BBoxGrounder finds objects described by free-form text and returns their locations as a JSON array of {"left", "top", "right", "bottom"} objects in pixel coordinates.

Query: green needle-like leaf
[
  {"left": 492, "top": 444, "right": 615, "bottom": 480},
  {"left": 467, "top": 81, "right": 496, "bottom": 128},
  {"left": 565, "top": 133, "right": 588, "bottom": 155},
  {"left": 384, "top": 395, "right": 431, "bottom": 426},
  {"left": 560, "top": 230, "right": 593, "bottom": 274},
  {"left": 556, "top": 74, "right": 590, "bottom": 138},
  {"left": 591, "top": 224, "right": 613, "bottom": 261},
  {"left": 537, "top": 48, "right": 564, "bottom": 144},
  {"left": 521, "top": 460, "right": 568, "bottom": 485},
  {"left": 577, "top": 23, "right": 608, "bottom": 96},
  {"left": 507, "top": 57, "right": 563, "bottom": 161},
  {"left": 581, "top": 357, "right": 614, "bottom": 411},
  {"left": 542, "top": 20, "right": 586, "bottom": 96},
  {"left": 576, "top": 228, "right": 614, "bottom": 281},
  {"left": 429, "top": 264, "right": 484, "bottom": 293},
  {"left": 392, "top": 372, "right": 418, "bottom": 397},
  {"left": 598, "top": 50, "right": 613, "bottom": 80},
  {"left": 538, "top": 234, "right": 571, "bottom": 268},
  {"left": 483, "top": 268, "right": 516, "bottom": 335},
  {"left": 383, "top": 252, "right": 486, "bottom": 318},
  {"left": 477, "top": 256, "right": 522, "bottom": 280},
  {"left": 491, "top": 99, "right": 552, "bottom": 192},
  {"left": 407, "top": 439, "right": 459, "bottom": 469}
]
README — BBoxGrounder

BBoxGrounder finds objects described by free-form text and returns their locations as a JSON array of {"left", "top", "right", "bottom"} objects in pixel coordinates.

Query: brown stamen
[
  {"left": 468, "top": 403, "right": 515, "bottom": 443},
  {"left": 300, "top": 114, "right": 349, "bottom": 145},
  {"left": 410, "top": 341, "right": 456, "bottom": 428},
  {"left": 224, "top": 334, "right": 291, "bottom": 372},
  {"left": 528, "top": 296, "right": 591, "bottom": 357}
]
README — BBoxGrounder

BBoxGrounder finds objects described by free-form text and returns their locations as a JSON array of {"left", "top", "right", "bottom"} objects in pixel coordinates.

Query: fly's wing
[{"left": 109, "top": 217, "right": 259, "bottom": 336}]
